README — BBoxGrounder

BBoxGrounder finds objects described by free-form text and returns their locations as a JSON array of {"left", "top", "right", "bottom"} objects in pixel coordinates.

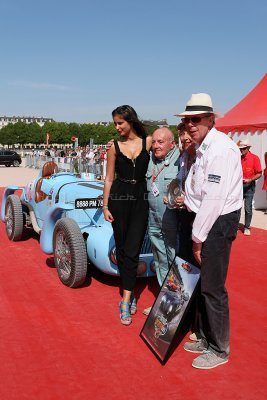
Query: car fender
[
  {"left": 85, "top": 226, "right": 154, "bottom": 277},
  {"left": 1, "top": 186, "right": 22, "bottom": 222},
  {"left": 40, "top": 202, "right": 75, "bottom": 254},
  {"left": 85, "top": 225, "right": 119, "bottom": 275}
]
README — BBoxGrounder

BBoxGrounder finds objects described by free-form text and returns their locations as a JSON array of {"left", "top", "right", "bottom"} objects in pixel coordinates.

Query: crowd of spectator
[{"left": 30, "top": 145, "right": 107, "bottom": 177}]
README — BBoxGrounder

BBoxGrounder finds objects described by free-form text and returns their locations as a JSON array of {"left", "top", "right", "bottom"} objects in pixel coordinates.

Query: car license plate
[{"left": 75, "top": 198, "right": 103, "bottom": 209}]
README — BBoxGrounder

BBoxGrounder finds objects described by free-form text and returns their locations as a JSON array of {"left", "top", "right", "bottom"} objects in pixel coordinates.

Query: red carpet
[{"left": 0, "top": 187, "right": 266, "bottom": 400}]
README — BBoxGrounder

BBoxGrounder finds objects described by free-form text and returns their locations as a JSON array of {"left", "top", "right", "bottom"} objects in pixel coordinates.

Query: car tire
[
  {"left": 5, "top": 164, "right": 11, "bottom": 167},
  {"left": 5, "top": 195, "right": 24, "bottom": 241},
  {"left": 53, "top": 218, "right": 88, "bottom": 287},
  {"left": 13, "top": 160, "right": 20, "bottom": 167}
]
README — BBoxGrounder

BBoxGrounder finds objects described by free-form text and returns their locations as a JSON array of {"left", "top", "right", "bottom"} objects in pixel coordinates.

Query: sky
[{"left": 0, "top": 0, "right": 267, "bottom": 125}]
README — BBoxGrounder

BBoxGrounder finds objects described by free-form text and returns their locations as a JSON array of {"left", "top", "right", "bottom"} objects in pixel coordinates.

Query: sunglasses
[{"left": 181, "top": 115, "right": 210, "bottom": 124}]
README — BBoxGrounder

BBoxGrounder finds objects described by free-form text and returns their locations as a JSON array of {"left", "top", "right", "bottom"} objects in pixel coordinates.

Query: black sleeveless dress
[{"left": 108, "top": 138, "right": 150, "bottom": 291}]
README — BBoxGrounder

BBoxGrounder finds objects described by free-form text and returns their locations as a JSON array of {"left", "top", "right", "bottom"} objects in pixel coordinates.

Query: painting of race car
[
  {"left": 1, "top": 161, "right": 154, "bottom": 287},
  {"left": 140, "top": 256, "right": 200, "bottom": 364}
]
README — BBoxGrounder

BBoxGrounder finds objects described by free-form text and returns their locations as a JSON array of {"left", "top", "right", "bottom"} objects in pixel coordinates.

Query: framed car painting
[{"left": 140, "top": 256, "right": 200, "bottom": 364}]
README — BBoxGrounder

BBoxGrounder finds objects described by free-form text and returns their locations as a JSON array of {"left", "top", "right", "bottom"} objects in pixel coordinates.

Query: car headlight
[
  {"left": 137, "top": 260, "right": 147, "bottom": 276},
  {"left": 150, "top": 260, "right": 156, "bottom": 273},
  {"left": 109, "top": 246, "right": 117, "bottom": 265}
]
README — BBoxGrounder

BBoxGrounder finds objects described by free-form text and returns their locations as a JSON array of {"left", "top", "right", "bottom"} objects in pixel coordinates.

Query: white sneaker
[
  {"left": 143, "top": 306, "right": 152, "bottom": 316},
  {"left": 189, "top": 333, "right": 198, "bottom": 341},
  {"left": 244, "top": 228, "right": 251, "bottom": 236},
  {"left": 192, "top": 350, "right": 229, "bottom": 369}
]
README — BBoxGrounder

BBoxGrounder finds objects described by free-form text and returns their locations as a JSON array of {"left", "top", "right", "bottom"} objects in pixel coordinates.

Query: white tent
[{"left": 216, "top": 74, "right": 267, "bottom": 209}]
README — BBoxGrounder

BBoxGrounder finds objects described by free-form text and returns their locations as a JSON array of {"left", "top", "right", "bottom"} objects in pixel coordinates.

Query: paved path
[
  {"left": 1, "top": 162, "right": 266, "bottom": 231},
  {"left": 240, "top": 207, "right": 267, "bottom": 231},
  {"left": 0, "top": 163, "right": 39, "bottom": 187}
]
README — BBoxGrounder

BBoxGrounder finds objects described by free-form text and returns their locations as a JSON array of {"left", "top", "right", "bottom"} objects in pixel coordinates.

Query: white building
[
  {"left": 0, "top": 116, "right": 54, "bottom": 129},
  {"left": 142, "top": 119, "right": 168, "bottom": 127}
]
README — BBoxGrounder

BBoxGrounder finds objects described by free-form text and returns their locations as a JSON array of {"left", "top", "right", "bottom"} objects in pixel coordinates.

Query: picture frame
[{"left": 140, "top": 256, "right": 200, "bottom": 364}]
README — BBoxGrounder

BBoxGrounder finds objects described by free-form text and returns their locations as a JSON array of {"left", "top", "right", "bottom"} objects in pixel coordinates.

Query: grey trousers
[{"left": 198, "top": 209, "right": 240, "bottom": 358}]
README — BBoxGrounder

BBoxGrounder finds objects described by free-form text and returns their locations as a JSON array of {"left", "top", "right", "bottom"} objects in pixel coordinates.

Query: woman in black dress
[{"left": 103, "top": 105, "right": 152, "bottom": 325}]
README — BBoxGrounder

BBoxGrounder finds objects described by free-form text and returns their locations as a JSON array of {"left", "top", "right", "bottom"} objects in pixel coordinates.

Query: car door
[
  {"left": 0, "top": 151, "right": 4, "bottom": 165},
  {"left": 3, "top": 150, "right": 13, "bottom": 164}
]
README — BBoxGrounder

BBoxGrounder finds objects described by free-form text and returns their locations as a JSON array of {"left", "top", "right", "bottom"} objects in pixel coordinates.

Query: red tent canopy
[{"left": 216, "top": 73, "right": 267, "bottom": 133}]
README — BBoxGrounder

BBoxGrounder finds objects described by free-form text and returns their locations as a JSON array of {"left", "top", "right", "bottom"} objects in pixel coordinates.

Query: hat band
[{"left": 185, "top": 105, "right": 213, "bottom": 112}]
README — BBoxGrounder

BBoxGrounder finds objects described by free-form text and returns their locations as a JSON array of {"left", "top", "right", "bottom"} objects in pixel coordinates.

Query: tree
[
  {"left": 68, "top": 123, "right": 81, "bottom": 143},
  {"left": 79, "top": 124, "right": 96, "bottom": 146},
  {"left": 169, "top": 125, "right": 179, "bottom": 143},
  {"left": 0, "top": 120, "right": 178, "bottom": 148},
  {"left": 0, "top": 122, "right": 34, "bottom": 147},
  {"left": 26, "top": 123, "right": 42, "bottom": 145},
  {"left": 42, "top": 122, "right": 70, "bottom": 145},
  {"left": 0, "top": 124, "right": 16, "bottom": 147}
]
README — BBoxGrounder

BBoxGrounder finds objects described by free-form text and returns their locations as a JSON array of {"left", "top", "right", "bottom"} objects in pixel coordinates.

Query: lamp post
[{"left": 46, "top": 132, "right": 50, "bottom": 147}]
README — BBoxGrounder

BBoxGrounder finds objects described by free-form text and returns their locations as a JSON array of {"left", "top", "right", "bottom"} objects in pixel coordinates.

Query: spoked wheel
[
  {"left": 13, "top": 160, "right": 20, "bottom": 167},
  {"left": 53, "top": 218, "right": 88, "bottom": 287},
  {"left": 5, "top": 195, "right": 24, "bottom": 241}
]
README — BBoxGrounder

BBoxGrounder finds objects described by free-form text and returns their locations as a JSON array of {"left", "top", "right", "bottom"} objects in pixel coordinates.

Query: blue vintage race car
[{"left": 1, "top": 161, "right": 154, "bottom": 287}]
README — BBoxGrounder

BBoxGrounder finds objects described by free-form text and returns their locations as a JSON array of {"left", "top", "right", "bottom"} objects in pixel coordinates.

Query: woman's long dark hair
[{"left": 112, "top": 105, "right": 147, "bottom": 138}]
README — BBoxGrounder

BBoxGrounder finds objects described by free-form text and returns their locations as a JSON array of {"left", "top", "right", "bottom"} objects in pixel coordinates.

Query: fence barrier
[{"left": 25, "top": 155, "right": 107, "bottom": 178}]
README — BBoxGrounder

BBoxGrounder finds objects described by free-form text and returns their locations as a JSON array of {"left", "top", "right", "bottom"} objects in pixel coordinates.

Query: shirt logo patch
[{"left": 208, "top": 174, "right": 221, "bottom": 184}]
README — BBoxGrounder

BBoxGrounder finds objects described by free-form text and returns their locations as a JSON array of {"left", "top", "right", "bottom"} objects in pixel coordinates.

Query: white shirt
[{"left": 185, "top": 128, "right": 243, "bottom": 243}]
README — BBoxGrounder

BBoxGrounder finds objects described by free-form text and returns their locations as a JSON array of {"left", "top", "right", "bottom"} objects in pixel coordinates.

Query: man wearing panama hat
[
  {"left": 175, "top": 93, "right": 243, "bottom": 369},
  {"left": 238, "top": 139, "right": 262, "bottom": 235}
]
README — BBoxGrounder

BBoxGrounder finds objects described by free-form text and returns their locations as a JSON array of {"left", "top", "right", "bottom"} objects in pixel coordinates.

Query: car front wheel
[
  {"left": 53, "top": 218, "right": 88, "bottom": 287},
  {"left": 13, "top": 160, "right": 20, "bottom": 167},
  {"left": 5, "top": 195, "right": 24, "bottom": 241}
]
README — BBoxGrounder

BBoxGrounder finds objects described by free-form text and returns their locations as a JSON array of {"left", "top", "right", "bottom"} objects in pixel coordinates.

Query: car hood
[{"left": 55, "top": 180, "right": 104, "bottom": 204}]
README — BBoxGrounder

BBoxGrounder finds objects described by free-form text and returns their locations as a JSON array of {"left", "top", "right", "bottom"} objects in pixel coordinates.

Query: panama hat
[
  {"left": 175, "top": 93, "right": 222, "bottom": 118},
  {"left": 238, "top": 139, "right": 251, "bottom": 149}
]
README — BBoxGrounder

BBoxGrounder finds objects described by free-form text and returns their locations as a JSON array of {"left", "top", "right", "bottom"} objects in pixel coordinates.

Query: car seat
[{"left": 35, "top": 161, "right": 59, "bottom": 203}]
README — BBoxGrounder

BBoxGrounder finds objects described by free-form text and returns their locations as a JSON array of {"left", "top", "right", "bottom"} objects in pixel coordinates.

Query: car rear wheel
[
  {"left": 53, "top": 218, "right": 87, "bottom": 287},
  {"left": 5, "top": 163, "right": 11, "bottom": 167},
  {"left": 5, "top": 195, "right": 24, "bottom": 241},
  {"left": 13, "top": 160, "right": 20, "bottom": 167}
]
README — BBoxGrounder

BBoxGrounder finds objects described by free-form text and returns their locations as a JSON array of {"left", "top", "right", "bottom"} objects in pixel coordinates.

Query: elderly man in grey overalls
[{"left": 144, "top": 128, "right": 179, "bottom": 314}]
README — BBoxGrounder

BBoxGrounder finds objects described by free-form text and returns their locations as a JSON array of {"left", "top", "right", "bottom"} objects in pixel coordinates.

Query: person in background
[
  {"left": 174, "top": 123, "right": 196, "bottom": 265},
  {"left": 103, "top": 105, "right": 152, "bottom": 326},
  {"left": 238, "top": 140, "right": 262, "bottom": 235},
  {"left": 75, "top": 147, "right": 82, "bottom": 157},
  {"left": 50, "top": 147, "right": 55, "bottom": 158},
  {"left": 60, "top": 147, "right": 66, "bottom": 157},
  {"left": 70, "top": 148, "right": 77, "bottom": 157},
  {"left": 100, "top": 148, "right": 107, "bottom": 178},
  {"left": 173, "top": 123, "right": 201, "bottom": 341},
  {"left": 175, "top": 93, "right": 243, "bottom": 369},
  {"left": 143, "top": 127, "right": 179, "bottom": 315},
  {"left": 94, "top": 147, "right": 101, "bottom": 176},
  {"left": 44, "top": 148, "right": 51, "bottom": 157},
  {"left": 86, "top": 147, "right": 95, "bottom": 172},
  {"left": 160, "top": 123, "right": 200, "bottom": 341}
]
